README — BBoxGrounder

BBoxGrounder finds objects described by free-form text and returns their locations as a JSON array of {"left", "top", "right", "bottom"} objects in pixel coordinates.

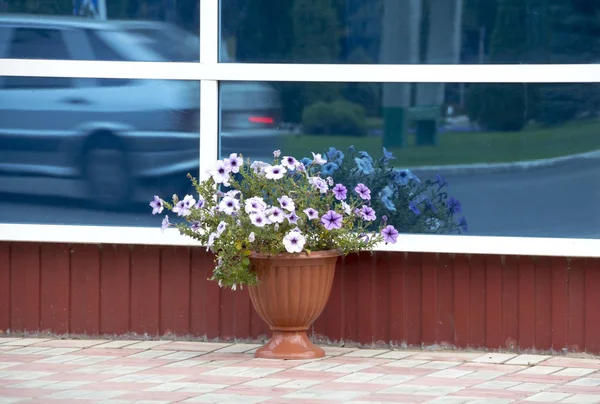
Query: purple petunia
[
  {"left": 194, "top": 197, "right": 204, "bottom": 209},
  {"left": 286, "top": 211, "right": 300, "bottom": 224},
  {"left": 446, "top": 197, "right": 462, "bottom": 214},
  {"left": 359, "top": 205, "right": 377, "bottom": 221},
  {"left": 381, "top": 225, "right": 399, "bottom": 244},
  {"left": 354, "top": 183, "right": 371, "bottom": 200},
  {"left": 409, "top": 202, "right": 421, "bottom": 215},
  {"left": 304, "top": 208, "right": 319, "bottom": 220},
  {"left": 321, "top": 210, "right": 343, "bottom": 230},
  {"left": 190, "top": 221, "right": 201, "bottom": 232},
  {"left": 161, "top": 215, "right": 170, "bottom": 232},
  {"left": 150, "top": 195, "right": 163, "bottom": 215},
  {"left": 332, "top": 184, "right": 347, "bottom": 201},
  {"left": 458, "top": 216, "right": 468, "bottom": 232}
]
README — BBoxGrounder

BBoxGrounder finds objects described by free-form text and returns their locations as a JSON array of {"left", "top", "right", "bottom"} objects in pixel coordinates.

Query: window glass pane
[
  {"left": 219, "top": 80, "right": 600, "bottom": 239},
  {"left": 221, "top": 0, "right": 599, "bottom": 64},
  {"left": 0, "top": 0, "right": 199, "bottom": 62},
  {"left": 0, "top": 76, "right": 200, "bottom": 227}
]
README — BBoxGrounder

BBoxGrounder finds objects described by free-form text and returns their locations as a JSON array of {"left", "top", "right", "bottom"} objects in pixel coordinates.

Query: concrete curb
[{"left": 409, "top": 149, "right": 600, "bottom": 175}]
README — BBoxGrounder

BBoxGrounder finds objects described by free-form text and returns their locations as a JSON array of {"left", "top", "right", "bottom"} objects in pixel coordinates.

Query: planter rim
[{"left": 250, "top": 249, "right": 341, "bottom": 260}]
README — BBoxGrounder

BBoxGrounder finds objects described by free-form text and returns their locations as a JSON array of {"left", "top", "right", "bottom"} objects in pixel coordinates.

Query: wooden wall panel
[{"left": 1, "top": 241, "right": 599, "bottom": 355}]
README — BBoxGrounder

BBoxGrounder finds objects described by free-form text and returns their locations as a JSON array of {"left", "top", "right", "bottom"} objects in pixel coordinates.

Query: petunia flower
[
  {"left": 278, "top": 195, "right": 295, "bottom": 212},
  {"left": 281, "top": 156, "right": 298, "bottom": 169},
  {"left": 161, "top": 215, "right": 170, "bottom": 232},
  {"left": 311, "top": 152, "right": 327, "bottom": 165},
  {"left": 304, "top": 208, "right": 319, "bottom": 220},
  {"left": 283, "top": 231, "right": 306, "bottom": 253},
  {"left": 332, "top": 184, "right": 347, "bottom": 200},
  {"left": 209, "top": 160, "right": 231, "bottom": 185},
  {"left": 225, "top": 153, "right": 243, "bottom": 173},
  {"left": 264, "top": 165, "right": 286, "bottom": 180},
  {"left": 150, "top": 195, "right": 163, "bottom": 215},
  {"left": 250, "top": 212, "right": 269, "bottom": 227},
  {"left": 381, "top": 225, "right": 399, "bottom": 244},
  {"left": 321, "top": 210, "right": 343, "bottom": 230},
  {"left": 359, "top": 205, "right": 377, "bottom": 221},
  {"left": 354, "top": 183, "right": 371, "bottom": 200},
  {"left": 267, "top": 207, "right": 285, "bottom": 223},
  {"left": 218, "top": 196, "right": 240, "bottom": 215},
  {"left": 245, "top": 196, "right": 267, "bottom": 214}
]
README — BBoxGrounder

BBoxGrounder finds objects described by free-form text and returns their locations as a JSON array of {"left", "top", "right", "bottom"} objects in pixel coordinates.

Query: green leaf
[{"left": 242, "top": 257, "right": 250, "bottom": 266}]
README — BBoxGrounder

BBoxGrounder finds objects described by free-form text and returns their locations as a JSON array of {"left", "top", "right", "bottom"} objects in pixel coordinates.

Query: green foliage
[
  {"left": 157, "top": 152, "right": 386, "bottom": 289},
  {"left": 302, "top": 100, "right": 368, "bottom": 136}
]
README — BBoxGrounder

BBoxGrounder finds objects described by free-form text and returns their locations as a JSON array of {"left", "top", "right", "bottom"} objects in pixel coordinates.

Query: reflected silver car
[{"left": 0, "top": 15, "right": 283, "bottom": 207}]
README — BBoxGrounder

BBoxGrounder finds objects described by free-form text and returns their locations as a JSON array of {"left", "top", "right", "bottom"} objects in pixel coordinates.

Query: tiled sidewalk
[{"left": 0, "top": 338, "right": 599, "bottom": 403}]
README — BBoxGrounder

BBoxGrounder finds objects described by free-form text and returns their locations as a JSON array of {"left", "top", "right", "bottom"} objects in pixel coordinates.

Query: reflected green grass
[{"left": 283, "top": 120, "right": 600, "bottom": 167}]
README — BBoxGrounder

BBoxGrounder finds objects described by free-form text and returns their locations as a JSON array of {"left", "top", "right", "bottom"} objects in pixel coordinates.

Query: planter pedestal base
[{"left": 255, "top": 330, "right": 325, "bottom": 360}]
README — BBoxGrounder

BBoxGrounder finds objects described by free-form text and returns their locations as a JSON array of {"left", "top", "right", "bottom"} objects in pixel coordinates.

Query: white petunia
[
  {"left": 283, "top": 231, "right": 306, "bottom": 253},
  {"left": 277, "top": 195, "right": 295, "bottom": 212},
  {"left": 209, "top": 160, "right": 231, "bottom": 185},
  {"left": 311, "top": 152, "right": 327, "bottom": 165},
  {"left": 218, "top": 196, "right": 240, "bottom": 215},
  {"left": 248, "top": 232, "right": 256, "bottom": 242},
  {"left": 250, "top": 161, "right": 270, "bottom": 174},
  {"left": 225, "top": 153, "right": 243, "bottom": 173},
  {"left": 250, "top": 212, "right": 269, "bottom": 227},
  {"left": 281, "top": 156, "right": 298, "bottom": 169},
  {"left": 264, "top": 165, "right": 286, "bottom": 180},
  {"left": 216, "top": 221, "right": 227, "bottom": 236},
  {"left": 341, "top": 201, "right": 352, "bottom": 215},
  {"left": 245, "top": 196, "right": 267, "bottom": 214},
  {"left": 267, "top": 207, "right": 285, "bottom": 223}
]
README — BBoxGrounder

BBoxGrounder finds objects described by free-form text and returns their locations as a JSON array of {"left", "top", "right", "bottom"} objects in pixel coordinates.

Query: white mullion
[
  {"left": 198, "top": 0, "right": 220, "bottom": 181},
  {"left": 1, "top": 60, "right": 600, "bottom": 83}
]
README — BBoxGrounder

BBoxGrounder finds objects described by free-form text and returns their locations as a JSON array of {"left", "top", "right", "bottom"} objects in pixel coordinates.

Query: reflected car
[{"left": 0, "top": 15, "right": 283, "bottom": 208}]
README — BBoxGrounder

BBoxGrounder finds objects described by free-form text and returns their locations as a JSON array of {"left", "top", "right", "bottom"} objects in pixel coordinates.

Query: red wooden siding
[{"left": 0, "top": 241, "right": 599, "bottom": 354}]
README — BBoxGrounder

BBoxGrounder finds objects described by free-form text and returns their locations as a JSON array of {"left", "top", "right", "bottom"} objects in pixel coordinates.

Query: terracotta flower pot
[{"left": 248, "top": 250, "right": 339, "bottom": 360}]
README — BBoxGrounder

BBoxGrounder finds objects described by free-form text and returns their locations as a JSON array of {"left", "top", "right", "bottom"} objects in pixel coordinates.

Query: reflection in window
[
  {"left": 220, "top": 81, "right": 600, "bottom": 239},
  {"left": 0, "top": 0, "right": 201, "bottom": 61},
  {"left": 0, "top": 77, "right": 200, "bottom": 227},
  {"left": 221, "top": 0, "right": 600, "bottom": 64}
]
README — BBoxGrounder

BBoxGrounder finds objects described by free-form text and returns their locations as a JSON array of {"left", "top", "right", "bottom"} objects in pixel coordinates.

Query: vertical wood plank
[
  {"left": 70, "top": 244, "right": 100, "bottom": 334},
  {"left": 233, "top": 289, "right": 251, "bottom": 339},
  {"left": 40, "top": 244, "right": 70, "bottom": 334},
  {"left": 421, "top": 253, "right": 438, "bottom": 345},
  {"left": 551, "top": 257, "right": 568, "bottom": 352},
  {"left": 501, "top": 256, "right": 519, "bottom": 350},
  {"left": 325, "top": 258, "right": 343, "bottom": 342},
  {"left": 469, "top": 254, "right": 486, "bottom": 348},
  {"left": 373, "top": 252, "right": 391, "bottom": 344},
  {"left": 585, "top": 258, "right": 600, "bottom": 354},
  {"left": 485, "top": 255, "right": 503, "bottom": 349},
  {"left": 534, "top": 257, "right": 552, "bottom": 350},
  {"left": 343, "top": 253, "right": 360, "bottom": 343},
  {"left": 518, "top": 256, "right": 536, "bottom": 350},
  {"left": 160, "top": 246, "right": 191, "bottom": 335},
  {"left": 567, "top": 258, "right": 586, "bottom": 352},
  {"left": 405, "top": 253, "right": 422, "bottom": 346},
  {"left": 130, "top": 245, "right": 160, "bottom": 335},
  {"left": 100, "top": 245, "right": 131, "bottom": 335},
  {"left": 10, "top": 243, "right": 40, "bottom": 331},
  {"left": 388, "top": 252, "right": 406, "bottom": 346},
  {"left": 0, "top": 243, "right": 10, "bottom": 331},
  {"left": 437, "top": 254, "right": 454, "bottom": 345},
  {"left": 190, "top": 248, "right": 222, "bottom": 338},
  {"left": 357, "top": 252, "right": 375, "bottom": 345},
  {"left": 219, "top": 287, "right": 236, "bottom": 341},
  {"left": 453, "top": 254, "right": 470, "bottom": 348}
]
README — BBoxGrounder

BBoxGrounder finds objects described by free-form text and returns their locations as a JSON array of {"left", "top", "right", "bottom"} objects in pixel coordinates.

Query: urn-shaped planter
[{"left": 248, "top": 250, "right": 339, "bottom": 360}]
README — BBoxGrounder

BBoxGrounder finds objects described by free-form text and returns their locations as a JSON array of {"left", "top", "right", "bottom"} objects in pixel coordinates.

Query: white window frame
[{"left": 0, "top": 0, "right": 599, "bottom": 258}]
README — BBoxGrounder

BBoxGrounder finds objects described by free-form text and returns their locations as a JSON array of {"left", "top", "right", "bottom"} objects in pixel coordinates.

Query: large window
[{"left": 1, "top": 0, "right": 599, "bottom": 252}]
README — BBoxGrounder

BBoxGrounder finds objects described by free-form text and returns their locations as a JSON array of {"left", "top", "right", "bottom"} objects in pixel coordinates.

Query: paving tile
[
  {"left": 508, "top": 382, "right": 555, "bottom": 392},
  {"left": 3, "top": 347, "right": 54, "bottom": 356},
  {"left": 460, "top": 371, "right": 506, "bottom": 380},
  {"left": 342, "top": 349, "right": 390, "bottom": 358},
  {"left": 0, "top": 339, "right": 22, "bottom": 345},
  {"left": 214, "top": 344, "right": 262, "bottom": 353},
  {"left": 553, "top": 368, "right": 596, "bottom": 377},
  {"left": 155, "top": 351, "right": 202, "bottom": 361},
  {"left": 34, "top": 339, "right": 108, "bottom": 348},
  {"left": 560, "top": 394, "right": 600, "bottom": 403},
  {"left": 234, "top": 368, "right": 284, "bottom": 378},
  {"left": 123, "top": 341, "right": 172, "bottom": 350},
  {"left": 374, "top": 350, "right": 419, "bottom": 360},
  {"left": 517, "top": 366, "right": 563, "bottom": 375},
  {"left": 163, "top": 359, "right": 211, "bottom": 368},
  {"left": 506, "top": 355, "right": 552, "bottom": 366},
  {"left": 126, "top": 350, "right": 172, "bottom": 359},
  {"left": 417, "top": 361, "right": 462, "bottom": 370},
  {"left": 323, "top": 364, "right": 374, "bottom": 373},
  {"left": 65, "top": 355, "right": 117, "bottom": 365},
  {"left": 384, "top": 359, "right": 430, "bottom": 368},
  {"left": 184, "top": 393, "right": 272, "bottom": 403},
  {"left": 428, "top": 369, "right": 474, "bottom": 378},
  {"left": 241, "top": 378, "right": 290, "bottom": 387},
  {"left": 566, "top": 378, "right": 600, "bottom": 387},
  {"left": 0, "top": 363, "right": 21, "bottom": 370},
  {"left": 331, "top": 372, "right": 384, "bottom": 383},
  {"left": 294, "top": 361, "right": 341, "bottom": 371},
  {"left": 474, "top": 380, "right": 522, "bottom": 389},
  {"left": 160, "top": 342, "right": 231, "bottom": 352},
  {"left": 321, "top": 346, "right": 357, "bottom": 356},
  {"left": 5, "top": 379, "right": 58, "bottom": 388},
  {"left": 0, "top": 370, "right": 54, "bottom": 380},
  {"left": 94, "top": 341, "right": 141, "bottom": 349},
  {"left": 0, "top": 339, "right": 51, "bottom": 347},
  {"left": 366, "top": 374, "right": 416, "bottom": 385},
  {"left": 472, "top": 353, "right": 517, "bottom": 364},
  {"left": 276, "top": 379, "right": 324, "bottom": 389},
  {"left": 524, "top": 392, "right": 573, "bottom": 402}
]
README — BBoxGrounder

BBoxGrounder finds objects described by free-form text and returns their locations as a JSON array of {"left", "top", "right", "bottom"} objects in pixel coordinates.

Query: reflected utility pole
[{"left": 379, "top": 0, "right": 421, "bottom": 147}]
